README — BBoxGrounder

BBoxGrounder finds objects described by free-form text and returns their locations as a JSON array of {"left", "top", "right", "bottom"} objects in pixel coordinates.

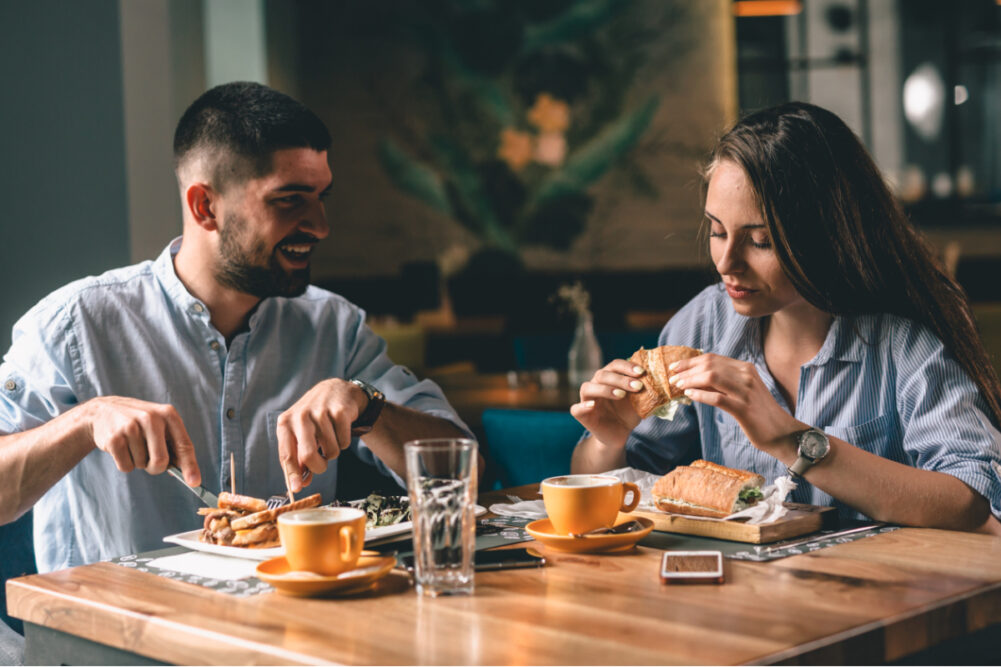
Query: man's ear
[{"left": 185, "top": 183, "right": 218, "bottom": 231}]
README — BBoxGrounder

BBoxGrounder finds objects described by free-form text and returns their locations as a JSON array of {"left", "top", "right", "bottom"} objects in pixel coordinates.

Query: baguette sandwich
[
  {"left": 628, "top": 345, "right": 701, "bottom": 420},
  {"left": 652, "top": 460, "right": 766, "bottom": 518}
]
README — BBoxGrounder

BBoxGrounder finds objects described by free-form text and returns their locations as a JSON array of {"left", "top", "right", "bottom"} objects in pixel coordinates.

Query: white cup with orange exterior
[
  {"left": 277, "top": 507, "right": 366, "bottom": 575},
  {"left": 541, "top": 474, "right": 641, "bottom": 536}
]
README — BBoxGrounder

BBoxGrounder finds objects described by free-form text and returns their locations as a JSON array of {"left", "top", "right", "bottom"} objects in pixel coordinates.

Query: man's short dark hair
[{"left": 173, "top": 81, "right": 331, "bottom": 190}]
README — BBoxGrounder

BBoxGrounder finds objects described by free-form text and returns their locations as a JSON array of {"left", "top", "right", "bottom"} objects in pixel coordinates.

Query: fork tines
[{"left": 266, "top": 495, "right": 289, "bottom": 510}]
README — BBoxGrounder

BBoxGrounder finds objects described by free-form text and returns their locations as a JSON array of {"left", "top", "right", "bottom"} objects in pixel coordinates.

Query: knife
[
  {"left": 753, "top": 522, "right": 886, "bottom": 554},
  {"left": 167, "top": 464, "right": 219, "bottom": 507}
]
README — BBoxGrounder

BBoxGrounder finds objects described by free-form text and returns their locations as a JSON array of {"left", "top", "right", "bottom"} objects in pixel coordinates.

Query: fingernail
[
  {"left": 586, "top": 400, "right": 595, "bottom": 408},
  {"left": 684, "top": 389, "right": 693, "bottom": 397},
  {"left": 612, "top": 388, "right": 626, "bottom": 398},
  {"left": 669, "top": 375, "right": 682, "bottom": 387},
  {"left": 668, "top": 361, "right": 679, "bottom": 371},
  {"left": 633, "top": 366, "right": 645, "bottom": 374},
  {"left": 629, "top": 380, "right": 643, "bottom": 390}
]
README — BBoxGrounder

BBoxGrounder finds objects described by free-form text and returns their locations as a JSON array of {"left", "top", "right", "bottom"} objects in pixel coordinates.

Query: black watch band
[{"left": 350, "top": 379, "right": 385, "bottom": 435}]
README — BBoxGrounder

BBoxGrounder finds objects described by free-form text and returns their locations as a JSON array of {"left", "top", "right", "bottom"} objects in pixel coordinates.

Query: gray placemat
[
  {"left": 640, "top": 523, "right": 898, "bottom": 561},
  {"left": 110, "top": 519, "right": 533, "bottom": 597}
]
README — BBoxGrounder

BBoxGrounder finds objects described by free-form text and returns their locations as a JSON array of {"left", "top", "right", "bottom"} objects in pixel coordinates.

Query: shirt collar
[
  {"left": 152, "top": 237, "right": 211, "bottom": 317},
  {"left": 726, "top": 312, "right": 868, "bottom": 368},
  {"left": 803, "top": 314, "right": 868, "bottom": 366}
]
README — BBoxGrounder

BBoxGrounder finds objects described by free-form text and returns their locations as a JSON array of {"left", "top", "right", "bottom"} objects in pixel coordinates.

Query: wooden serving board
[{"left": 624, "top": 502, "right": 838, "bottom": 544}]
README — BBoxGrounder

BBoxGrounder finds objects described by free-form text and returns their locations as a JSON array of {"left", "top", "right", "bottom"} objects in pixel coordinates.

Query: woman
[{"left": 571, "top": 102, "right": 1001, "bottom": 533}]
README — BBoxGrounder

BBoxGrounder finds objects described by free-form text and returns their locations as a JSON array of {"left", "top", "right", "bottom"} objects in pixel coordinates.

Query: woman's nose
[{"left": 715, "top": 240, "right": 744, "bottom": 275}]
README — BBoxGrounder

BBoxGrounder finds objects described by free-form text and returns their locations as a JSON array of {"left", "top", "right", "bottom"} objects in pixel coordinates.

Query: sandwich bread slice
[
  {"left": 652, "top": 459, "right": 766, "bottom": 518},
  {"left": 628, "top": 345, "right": 701, "bottom": 420}
]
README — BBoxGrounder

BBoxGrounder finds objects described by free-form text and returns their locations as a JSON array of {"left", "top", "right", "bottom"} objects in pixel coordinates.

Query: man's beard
[{"left": 214, "top": 214, "right": 311, "bottom": 298}]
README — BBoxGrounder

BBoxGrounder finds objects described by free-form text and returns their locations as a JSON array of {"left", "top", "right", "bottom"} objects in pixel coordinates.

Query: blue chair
[
  {"left": 512, "top": 333, "right": 572, "bottom": 370},
  {"left": 597, "top": 329, "right": 660, "bottom": 362},
  {"left": 482, "top": 409, "right": 585, "bottom": 488},
  {"left": 1, "top": 510, "right": 36, "bottom": 637},
  {"left": 512, "top": 329, "right": 661, "bottom": 371}
]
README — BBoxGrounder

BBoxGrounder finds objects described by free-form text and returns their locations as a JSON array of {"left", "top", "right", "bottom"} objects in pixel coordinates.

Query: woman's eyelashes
[{"left": 708, "top": 225, "right": 772, "bottom": 250}]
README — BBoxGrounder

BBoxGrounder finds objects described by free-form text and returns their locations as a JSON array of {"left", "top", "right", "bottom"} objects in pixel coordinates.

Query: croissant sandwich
[
  {"left": 628, "top": 345, "right": 701, "bottom": 420},
  {"left": 652, "top": 460, "right": 765, "bottom": 519}
]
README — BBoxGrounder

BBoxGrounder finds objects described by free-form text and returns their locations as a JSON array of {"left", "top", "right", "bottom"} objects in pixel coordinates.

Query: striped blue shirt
[
  {"left": 0, "top": 238, "right": 470, "bottom": 572},
  {"left": 623, "top": 284, "right": 1001, "bottom": 522}
]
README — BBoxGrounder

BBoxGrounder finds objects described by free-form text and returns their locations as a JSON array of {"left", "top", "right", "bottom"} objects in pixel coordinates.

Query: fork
[{"left": 266, "top": 469, "right": 312, "bottom": 509}]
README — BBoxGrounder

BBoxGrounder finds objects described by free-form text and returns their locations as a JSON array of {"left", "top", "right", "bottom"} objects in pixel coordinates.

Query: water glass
[{"left": 404, "top": 438, "right": 478, "bottom": 597}]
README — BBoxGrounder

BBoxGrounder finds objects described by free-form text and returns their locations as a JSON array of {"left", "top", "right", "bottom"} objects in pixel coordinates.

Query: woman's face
[{"left": 705, "top": 160, "right": 806, "bottom": 318}]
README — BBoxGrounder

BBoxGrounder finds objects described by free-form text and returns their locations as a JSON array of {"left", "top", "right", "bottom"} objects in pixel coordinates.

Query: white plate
[{"left": 164, "top": 504, "right": 486, "bottom": 561}]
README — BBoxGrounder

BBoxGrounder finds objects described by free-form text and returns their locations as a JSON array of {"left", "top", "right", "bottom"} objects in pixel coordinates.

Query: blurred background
[{"left": 1, "top": 0, "right": 999, "bottom": 380}]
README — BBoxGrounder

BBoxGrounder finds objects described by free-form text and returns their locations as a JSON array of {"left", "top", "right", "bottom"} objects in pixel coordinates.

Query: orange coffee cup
[
  {"left": 541, "top": 474, "right": 641, "bottom": 536},
  {"left": 277, "top": 507, "right": 366, "bottom": 575}
]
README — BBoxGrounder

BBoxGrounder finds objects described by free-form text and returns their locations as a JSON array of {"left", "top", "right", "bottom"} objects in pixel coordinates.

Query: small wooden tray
[{"left": 625, "top": 502, "right": 838, "bottom": 544}]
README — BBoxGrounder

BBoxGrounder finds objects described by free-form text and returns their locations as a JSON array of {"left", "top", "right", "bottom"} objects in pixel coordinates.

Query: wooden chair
[{"left": 482, "top": 409, "right": 584, "bottom": 489}]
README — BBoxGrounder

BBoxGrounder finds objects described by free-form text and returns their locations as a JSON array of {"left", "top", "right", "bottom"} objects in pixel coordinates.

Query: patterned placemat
[
  {"left": 110, "top": 518, "right": 533, "bottom": 598},
  {"left": 639, "top": 522, "right": 899, "bottom": 561}
]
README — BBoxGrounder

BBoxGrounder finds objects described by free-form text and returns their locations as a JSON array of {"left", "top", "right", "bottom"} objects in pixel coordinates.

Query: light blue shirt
[
  {"left": 1, "top": 239, "right": 470, "bottom": 572},
  {"left": 622, "top": 284, "right": 1001, "bottom": 522}
]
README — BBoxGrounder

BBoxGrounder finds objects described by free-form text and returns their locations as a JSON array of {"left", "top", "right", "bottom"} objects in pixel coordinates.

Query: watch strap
[
  {"left": 787, "top": 456, "right": 812, "bottom": 478},
  {"left": 349, "top": 379, "right": 385, "bottom": 435}
]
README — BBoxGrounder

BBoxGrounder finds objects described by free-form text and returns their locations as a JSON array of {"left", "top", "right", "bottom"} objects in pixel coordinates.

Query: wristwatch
[
  {"left": 349, "top": 379, "right": 385, "bottom": 435},
  {"left": 787, "top": 427, "right": 830, "bottom": 478}
]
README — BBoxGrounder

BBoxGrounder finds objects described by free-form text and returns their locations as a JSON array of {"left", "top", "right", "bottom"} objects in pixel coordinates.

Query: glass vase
[{"left": 567, "top": 312, "right": 602, "bottom": 389}]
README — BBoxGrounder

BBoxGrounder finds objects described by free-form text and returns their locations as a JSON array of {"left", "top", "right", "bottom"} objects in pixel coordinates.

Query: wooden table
[
  {"left": 9, "top": 486, "right": 1001, "bottom": 665},
  {"left": 429, "top": 371, "right": 579, "bottom": 429}
]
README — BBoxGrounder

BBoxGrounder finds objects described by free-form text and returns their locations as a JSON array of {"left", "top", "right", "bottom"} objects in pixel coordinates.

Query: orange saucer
[
  {"left": 255, "top": 553, "right": 396, "bottom": 597},
  {"left": 525, "top": 516, "right": 654, "bottom": 553}
]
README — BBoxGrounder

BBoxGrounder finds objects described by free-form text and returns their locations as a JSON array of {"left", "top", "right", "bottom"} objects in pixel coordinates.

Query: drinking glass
[{"left": 404, "top": 438, "right": 478, "bottom": 597}]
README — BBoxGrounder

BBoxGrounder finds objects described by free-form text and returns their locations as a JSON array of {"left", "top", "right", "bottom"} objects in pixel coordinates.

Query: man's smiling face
[{"left": 213, "top": 148, "right": 332, "bottom": 298}]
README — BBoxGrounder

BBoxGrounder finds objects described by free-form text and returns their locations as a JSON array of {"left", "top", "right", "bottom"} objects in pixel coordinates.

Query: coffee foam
[
  {"left": 543, "top": 475, "right": 618, "bottom": 488},
  {"left": 278, "top": 507, "right": 364, "bottom": 524}
]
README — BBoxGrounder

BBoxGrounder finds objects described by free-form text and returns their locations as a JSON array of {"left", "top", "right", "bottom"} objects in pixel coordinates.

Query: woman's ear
[{"left": 185, "top": 183, "right": 218, "bottom": 231}]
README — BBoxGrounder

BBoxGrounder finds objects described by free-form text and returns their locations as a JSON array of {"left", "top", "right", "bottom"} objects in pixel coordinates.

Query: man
[{"left": 0, "top": 82, "right": 475, "bottom": 573}]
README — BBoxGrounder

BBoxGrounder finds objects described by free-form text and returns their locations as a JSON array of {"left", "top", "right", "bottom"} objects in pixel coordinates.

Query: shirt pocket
[
  {"left": 823, "top": 414, "right": 900, "bottom": 459},
  {"left": 266, "top": 409, "right": 286, "bottom": 452}
]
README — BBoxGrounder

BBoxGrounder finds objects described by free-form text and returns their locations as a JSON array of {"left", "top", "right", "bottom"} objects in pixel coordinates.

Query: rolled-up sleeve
[
  {"left": 0, "top": 301, "right": 81, "bottom": 435},
  {"left": 893, "top": 319, "right": 1001, "bottom": 517},
  {"left": 341, "top": 310, "right": 474, "bottom": 487}
]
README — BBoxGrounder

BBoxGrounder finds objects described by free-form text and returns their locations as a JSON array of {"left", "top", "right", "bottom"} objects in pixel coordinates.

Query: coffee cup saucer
[
  {"left": 256, "top": 552, "right": 396, "bottom": 597},
  {"left": 525, "top": 516, "right": 654, "bottom": 553}
]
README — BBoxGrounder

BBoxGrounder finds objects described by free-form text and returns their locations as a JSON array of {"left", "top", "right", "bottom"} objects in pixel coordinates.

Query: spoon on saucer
[{"left": 570, "top": 520, "right": 644, "bottom": 539}]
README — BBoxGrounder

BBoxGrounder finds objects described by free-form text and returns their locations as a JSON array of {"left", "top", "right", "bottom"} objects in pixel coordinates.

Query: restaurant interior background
[{"left": 2, "top": 0, "right": 1000, "bottom": 382}]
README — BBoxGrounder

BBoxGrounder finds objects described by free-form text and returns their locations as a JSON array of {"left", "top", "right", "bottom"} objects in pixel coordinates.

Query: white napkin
[
  {"left": 603, "top": 466, "right": 796, "bottom": 525},
  {"left": 147, "top": 552, "right": 259, "bottom": 580},
  {"left": 489, "top": 494, "right": 547, "bottom": 519},
  {"left": 724, "top": 474, "right": 797, "bottom": 524}
]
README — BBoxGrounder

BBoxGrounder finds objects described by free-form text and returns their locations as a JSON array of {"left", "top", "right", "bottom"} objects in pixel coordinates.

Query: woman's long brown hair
[{"left": 706, "top": 101, "right": 1001, "bottom": 427}]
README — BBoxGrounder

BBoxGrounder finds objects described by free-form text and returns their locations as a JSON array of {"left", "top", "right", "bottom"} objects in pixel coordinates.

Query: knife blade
[
  {"left": 167, "top": 464, "right": 219, "bottom": 507},
  {"left": 753, "top": 522, "right": 886, "bottom": 553}
]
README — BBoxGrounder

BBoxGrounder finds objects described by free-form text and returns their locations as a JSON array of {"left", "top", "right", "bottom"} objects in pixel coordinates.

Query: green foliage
[
  {"left": 378, "top": 0, "right": 673, "bottom": 259},
  {"left": 533, "top": 95, "right": 659, "bottom": 207}
]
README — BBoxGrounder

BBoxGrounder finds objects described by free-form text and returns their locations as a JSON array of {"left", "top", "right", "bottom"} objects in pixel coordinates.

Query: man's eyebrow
[
  {"left": 273, "top": 180, "right": 334, "bottom": 194},
  {"left": 703, "top": 210, "right": 765, "bottom": 229}
]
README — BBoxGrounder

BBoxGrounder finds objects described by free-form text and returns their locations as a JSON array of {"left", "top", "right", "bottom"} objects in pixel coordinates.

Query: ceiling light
[{"left": 733, "top": 1, "right": 803, "bottom": 17}]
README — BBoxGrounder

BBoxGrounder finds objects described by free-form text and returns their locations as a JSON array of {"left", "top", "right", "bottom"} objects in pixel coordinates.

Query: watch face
[{"left": 800, "top": 429, "right": 829, "bottom": 459}]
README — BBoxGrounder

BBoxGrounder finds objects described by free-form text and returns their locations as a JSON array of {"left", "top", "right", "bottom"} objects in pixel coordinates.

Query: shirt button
[
  {"left": 192, "top": 303, "right": 204, "bottom": 313},
  {"left": 210, "top": 341, "right": 220, "bottom": 351},
  {"left": 3, "top": 380, "right": 15, "bottom": 391},
  {"left": 226, "top": 408, "right": 235, "bottom": 420}
]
